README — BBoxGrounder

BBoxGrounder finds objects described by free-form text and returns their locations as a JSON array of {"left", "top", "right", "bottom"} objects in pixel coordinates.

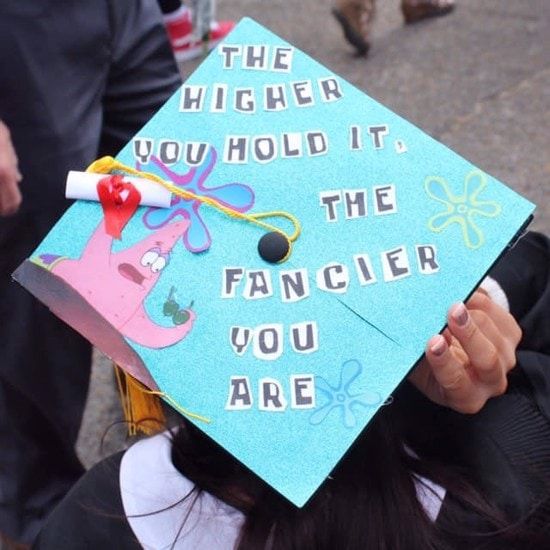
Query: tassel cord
[
  {"left": 115, "top": 365, "right": 211, "bottom": 437},
  {"left": 87, "top": 156, "right": 301, "bottom": 244}
]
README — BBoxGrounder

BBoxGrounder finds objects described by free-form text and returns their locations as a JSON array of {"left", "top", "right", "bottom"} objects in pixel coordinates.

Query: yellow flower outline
[{"left": 424, "top": 171, "right": 502, "bottom": 249}]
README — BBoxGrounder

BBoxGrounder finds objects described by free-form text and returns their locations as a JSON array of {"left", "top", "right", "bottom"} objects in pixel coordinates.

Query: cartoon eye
[
  {"left": 141, "top": 249, "right": 160, "bottom": 267},
  {"left": 151, "top": 256, "right": 167, "bottom": 273}
]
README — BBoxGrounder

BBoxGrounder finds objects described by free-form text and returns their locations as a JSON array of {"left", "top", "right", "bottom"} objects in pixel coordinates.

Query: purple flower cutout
[
  {"left": 309, "top": 359, "right": 381, "bottom": 428},
  {"left": 141, "top": 147, "right": 255, "bottom": 252}
]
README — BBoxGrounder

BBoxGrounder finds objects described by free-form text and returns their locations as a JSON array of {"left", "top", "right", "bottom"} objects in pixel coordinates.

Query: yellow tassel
[{"left": 114, "top": 365, "right": 166, "bottom": 436}]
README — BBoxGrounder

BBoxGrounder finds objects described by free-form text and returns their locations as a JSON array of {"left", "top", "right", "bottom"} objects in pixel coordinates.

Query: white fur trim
[{"left": 480, "top": 276, "right": 510, "bottom": 311}]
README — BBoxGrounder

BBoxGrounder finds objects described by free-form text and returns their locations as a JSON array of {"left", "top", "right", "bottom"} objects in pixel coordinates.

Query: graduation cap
[{"left": 14, "top": 18, "right": 535, "bottom": 507}]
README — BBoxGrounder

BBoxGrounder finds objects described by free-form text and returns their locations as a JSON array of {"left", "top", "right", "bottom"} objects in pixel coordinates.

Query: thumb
[{"left": 0, "top": 179, "right": 23, "bottom": 216}]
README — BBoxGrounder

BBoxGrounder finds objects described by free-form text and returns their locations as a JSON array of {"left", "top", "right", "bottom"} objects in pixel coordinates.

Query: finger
[
  {"left": 442, "top": 327, "right": 465, "bottom": 354},
  {"left": 462, "top": 293, "right": 520, "bottom": 371},
  {"left": 424, "top": 334, "right": 477, "bottom": 408},
  {"left": 467, "top": 293, "right": 522, "bottom": 369},
  {"left": 0, "top": 200, "right": 20, "bottom": 216},
  {"left": 466, "top": 289, "right": 492, "bottom": 310},
  {"left": 467, "top": 291, "right": 522, "bottom": 346},
  {"left": 470, "top": 309, "right": 516, "bottom": 374},
  {"left": 0, "top": 181, "right": 22, "bottom": 216},
  {"left": 442, "top": 327, "right": 453, "bottom": 345},
  {"left": 448, "top": 303, "right": 505, "bottom": 386}
]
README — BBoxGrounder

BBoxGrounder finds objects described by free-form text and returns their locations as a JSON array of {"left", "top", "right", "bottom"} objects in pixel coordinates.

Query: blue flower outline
[{"left": 309, "top": 359, "right": 381, "bottom": 428}]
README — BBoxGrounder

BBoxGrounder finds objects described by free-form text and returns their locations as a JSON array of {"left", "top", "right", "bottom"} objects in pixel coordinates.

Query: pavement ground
[{"left": 77, "top": 0, "right": 549, "bottom": 468}]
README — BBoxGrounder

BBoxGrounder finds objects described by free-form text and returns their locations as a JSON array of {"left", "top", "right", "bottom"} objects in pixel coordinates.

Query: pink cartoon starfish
[{"left": 49, "top": 219, "right": 195, "bottom": 348}]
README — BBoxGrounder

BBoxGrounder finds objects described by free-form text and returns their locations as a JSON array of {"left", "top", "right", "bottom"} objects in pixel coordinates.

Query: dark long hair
[{"left": 169, "top": 380, "right": 550, "bottom": 550}]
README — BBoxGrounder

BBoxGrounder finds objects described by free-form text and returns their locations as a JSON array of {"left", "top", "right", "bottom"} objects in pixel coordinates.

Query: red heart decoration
[{"left": 97, "top": 175, "right": 142, "bottom": 239}]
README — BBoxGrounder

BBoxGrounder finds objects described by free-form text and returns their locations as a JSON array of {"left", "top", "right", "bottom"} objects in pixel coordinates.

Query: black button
[{"left": 258, "top": 232, "right": 290, "bottom": 263}]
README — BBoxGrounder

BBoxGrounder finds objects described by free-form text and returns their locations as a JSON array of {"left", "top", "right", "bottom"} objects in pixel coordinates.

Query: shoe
[
  {"left": 332, "top": 0, "right": 376, "bottom": 57},
  {"left": 401, "top": 0, "right": 455, "bottom": 24},
  {"left": 164, "top": 8, "right": 235, "bottom": 62}
]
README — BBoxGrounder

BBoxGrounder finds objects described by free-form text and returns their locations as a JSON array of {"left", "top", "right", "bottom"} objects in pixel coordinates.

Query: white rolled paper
[{"left": 65, "top": 170, "right": 172, "bottom": 208}]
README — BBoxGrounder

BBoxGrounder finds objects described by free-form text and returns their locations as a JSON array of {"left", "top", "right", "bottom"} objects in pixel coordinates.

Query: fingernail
[
  {"left": 430, "top": 335, "right": 447, "bottom": 356},
  {"left": 452, "top": 303, "right": 469, "bottom": 327}
]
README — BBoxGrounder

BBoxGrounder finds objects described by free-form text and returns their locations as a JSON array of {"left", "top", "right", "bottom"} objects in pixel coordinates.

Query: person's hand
[
  {"left": 409, "top": 290, "right": 522, "bottom": 414},
  {"left": 0, "top": 120, "right": 23, "bottom": 216}
]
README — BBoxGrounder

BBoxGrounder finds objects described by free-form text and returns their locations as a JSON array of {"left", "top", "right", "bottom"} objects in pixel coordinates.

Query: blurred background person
[
  {"left": 158, "top": 0, "right": 235, "bottom": 61},
  {"left": 332, "top": 0, "right": 455, "bottom": 56},
  {"left": 0, "top": 1, "right": 181, "bottom": 547}
]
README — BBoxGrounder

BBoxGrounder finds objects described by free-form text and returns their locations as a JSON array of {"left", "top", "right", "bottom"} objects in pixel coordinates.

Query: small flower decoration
[
  {"left": 309, "top": 359, "right": 381, "bottom": 428},
  {"left": 141, "top": 147, "right": 255, "bottom": 252},
  {"left": 424, "top": 170, "right": 502, "bottom": 249}
]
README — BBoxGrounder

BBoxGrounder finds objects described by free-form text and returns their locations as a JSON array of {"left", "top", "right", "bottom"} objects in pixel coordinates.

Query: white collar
[{"left": 120, "top": 432, "right": 244, "bottom": 549}]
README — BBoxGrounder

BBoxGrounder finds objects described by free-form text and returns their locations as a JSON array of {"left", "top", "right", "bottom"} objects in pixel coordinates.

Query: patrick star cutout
[{"left": 43, "top": 219, "right": 195, "bottom": 348}]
